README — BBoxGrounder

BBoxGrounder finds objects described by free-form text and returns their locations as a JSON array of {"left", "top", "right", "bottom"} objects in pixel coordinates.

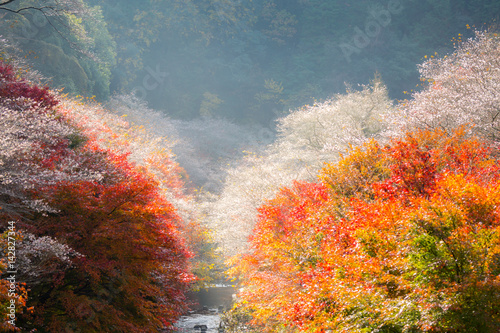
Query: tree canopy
[{"left": 2, "top": 0, "right": 500, "bottom": 124}]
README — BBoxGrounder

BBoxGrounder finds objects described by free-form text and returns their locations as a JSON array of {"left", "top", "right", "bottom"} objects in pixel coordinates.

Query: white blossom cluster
[
  {"left": 0, "top": 104, "right": 68, "bottom": 213},
  {"left": 0, "top": 100, "right": 107, "bottom": 214},
  {"left": 0, "top": 51, "right": 109, "bottom": 214},
  {"left": 14, "top": 232, "right": 82, "bottom": 284},
  {"left": 277, "top": 78, "right": 392, "bottom": 156},
  {"left": 60, "top": 96, "right": 177, "bottom": 173},
  {"left": 386, "top": 30, "right": 500, "bottom": 142}
]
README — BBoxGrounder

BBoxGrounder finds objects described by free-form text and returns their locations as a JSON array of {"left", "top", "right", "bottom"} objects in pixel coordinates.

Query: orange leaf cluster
[{"left": 234, "top": 128, "right": 500, "bottom": 332}]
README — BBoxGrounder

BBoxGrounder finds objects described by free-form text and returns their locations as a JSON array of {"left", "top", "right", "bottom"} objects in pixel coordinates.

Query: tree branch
[
  {"left": 0, "top": 5, "right": 55, "bottom": 15},
  {"left": 0, "top": 0, "right": 18, "bottom": 6}
]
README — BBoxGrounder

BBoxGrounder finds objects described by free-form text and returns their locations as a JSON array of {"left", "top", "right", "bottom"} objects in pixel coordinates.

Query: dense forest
[
  {"left": 1, "top": 0, "right": 500, "bottom": 332},
  {"left": 1, "top": 0, "right": 500, "bottom": 124}
]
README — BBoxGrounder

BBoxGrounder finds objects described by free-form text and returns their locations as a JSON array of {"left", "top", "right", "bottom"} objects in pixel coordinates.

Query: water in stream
[
  {"left": 173, "top": 286, "right": 234, "bottom": 332},
  {"left": 174, "top": 313, "right": 222, "bottom": 332}
]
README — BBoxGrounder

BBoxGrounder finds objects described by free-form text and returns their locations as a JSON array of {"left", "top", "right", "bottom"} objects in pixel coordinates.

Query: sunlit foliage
[{"left": 231, "top": 128, "right": 500, "bottom": 332}]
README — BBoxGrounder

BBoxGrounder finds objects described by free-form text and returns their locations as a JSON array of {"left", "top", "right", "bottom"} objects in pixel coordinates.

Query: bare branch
[{"left": 0, "top": 0, "right": 18, "bottom": 6}]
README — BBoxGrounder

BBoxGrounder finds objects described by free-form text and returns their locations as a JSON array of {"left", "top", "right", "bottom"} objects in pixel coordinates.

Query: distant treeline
[{"left": 1, "top": 0, "right": 499, "bottom": 124}]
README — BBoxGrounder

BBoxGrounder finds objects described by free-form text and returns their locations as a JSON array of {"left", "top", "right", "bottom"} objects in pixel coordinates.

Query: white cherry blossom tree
[{"left": 386, "top": 30, "right": 500, "bottom": 143}]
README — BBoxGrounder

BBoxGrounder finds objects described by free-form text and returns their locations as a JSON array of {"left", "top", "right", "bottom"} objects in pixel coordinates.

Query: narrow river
[
  {"left": 174, "top": 312, "right": 222, "bottom": 332},
  {"left": 174, "top": 285, "right": 234, "bottom": 332}
]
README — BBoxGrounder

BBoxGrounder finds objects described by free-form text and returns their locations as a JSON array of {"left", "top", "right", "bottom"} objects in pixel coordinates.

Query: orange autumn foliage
[{"left": 233, "top": 128, "right": 500, "bottom": 332}]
